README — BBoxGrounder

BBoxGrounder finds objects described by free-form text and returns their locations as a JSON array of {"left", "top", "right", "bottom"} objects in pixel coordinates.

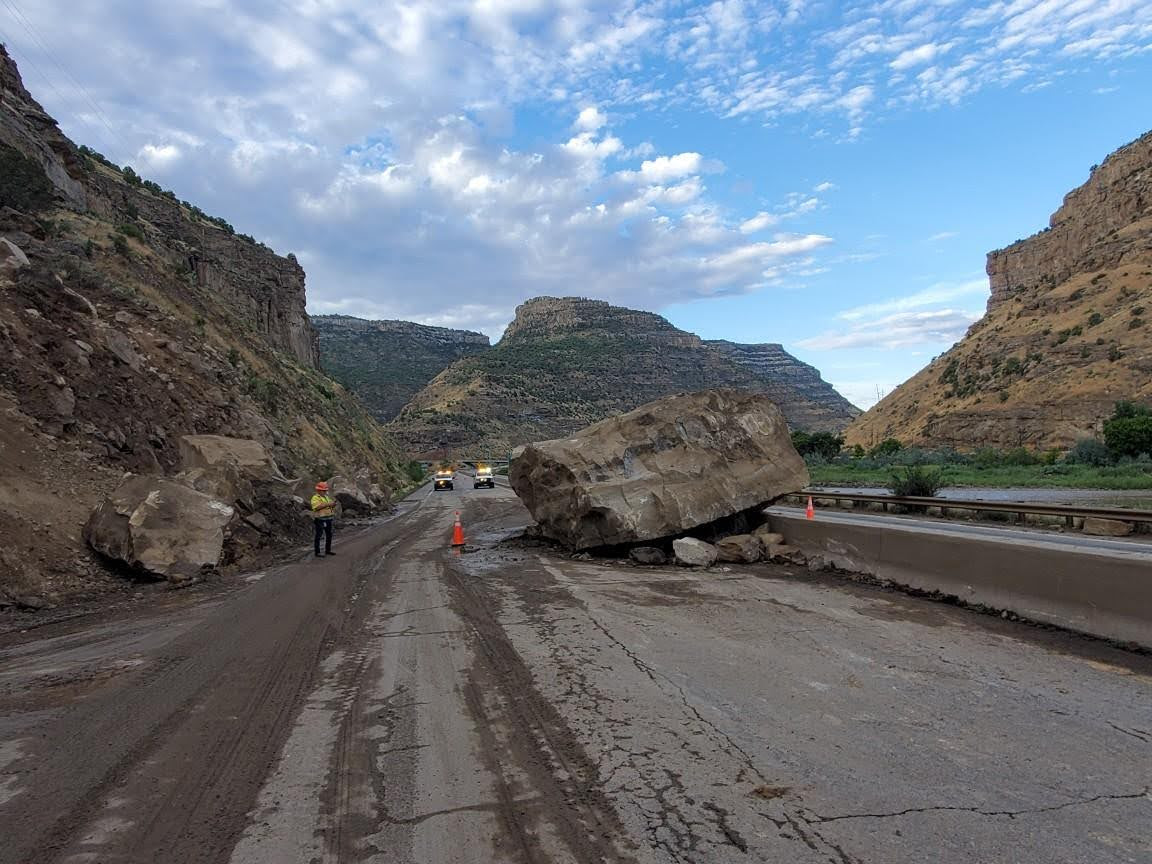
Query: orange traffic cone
[
  {"left": 451, "top": 511, "right": 466, "bottom": 547},
  {"left": 805, "top": 496, "right": 815, "bottom": 520}
]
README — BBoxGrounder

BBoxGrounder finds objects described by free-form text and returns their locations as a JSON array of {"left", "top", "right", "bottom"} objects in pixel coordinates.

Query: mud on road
[{"left": 1, "top": 481, "right": 1150, "bottom": 863}]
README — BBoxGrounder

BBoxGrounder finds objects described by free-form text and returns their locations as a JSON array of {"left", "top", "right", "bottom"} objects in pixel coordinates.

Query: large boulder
[
  {"left": 84, "top": 475, "right": 235, "bottom": 582},
  {"left": 178, "top": 435, "right": 285, "bottom": 484},
  {"left": 327, "top": 474, "right": 372, "bottom": 514},
  {"left": 509, "top": 390, "right": 809, "bottom": 549}
]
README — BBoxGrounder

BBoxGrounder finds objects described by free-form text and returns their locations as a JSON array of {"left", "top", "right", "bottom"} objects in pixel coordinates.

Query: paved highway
[
  {"left": 767, "top": 505, "right": 1152, "bottom": 558},
  {"left": 1, "top": 480, "right": 1149, "bottom": 863}
]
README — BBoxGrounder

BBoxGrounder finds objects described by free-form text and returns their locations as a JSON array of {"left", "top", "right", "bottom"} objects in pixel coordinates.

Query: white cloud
[
  {"left": 632, "top": 152, "right": 705, "bottom": 183},
  {"left": 739, "top": 211, "right": 779, "bottom": 233},
  {"left": 890, "top": 43, "right": 949, "bottom": 71},
  {"left": 838, "top": 278, "right": 987, "bottom": 321},
  {"left": 137, "top": 143, "right": 182, "bottom": 171},
  {"left": 799, "top": 308, "right": 980, "bottom": 350},
  {"left": 575, "top": 106, "right": 607, "bottom": 131},
  {"left": 928, "top": 230, "right": 958, "bottom": 242}
]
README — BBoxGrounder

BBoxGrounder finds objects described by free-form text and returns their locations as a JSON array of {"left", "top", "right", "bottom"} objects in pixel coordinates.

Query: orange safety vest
[{"left": 310, "top": 494, "right": 336, "bottom": 519}]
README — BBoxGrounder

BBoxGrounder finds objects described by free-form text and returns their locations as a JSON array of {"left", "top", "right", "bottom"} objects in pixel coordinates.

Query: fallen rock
[
  {"left": 1082, "top": 517, "right": 1134, "bottom": 537},
  {"left": 327, "top": 474, "right": 372, "bottom": 514},
  {"left": 510, "top": 390, "right": 809, "bottom": 549},
  {"left": 84, "top": 475, "right": 235, "bottom": 582},
  {"left": 102, "top": 328, "right": 145, "bottom": 371},
  {"left": 629, "top": 546, "right": 667, "bottom": 565},
  {"left": 716, "top": 534, "right": 764, "bottom": 563},
  {"left": 0, "top": 237, "right": 29, "bottom": 271},
  {"left": 765, "top": 543, "right": 807, "bottom": 565},
  {"left": 177, "top": 463, "right": 255, "bottom": 512},
  {"left": 673, "top": 537, "right": 719, "bottom": 568},
  {"left": 752, "top": 527, "right": 785, "bottom": 547},
  {"left": 179, "top": 435, "right": 285, "bottom": 483}
]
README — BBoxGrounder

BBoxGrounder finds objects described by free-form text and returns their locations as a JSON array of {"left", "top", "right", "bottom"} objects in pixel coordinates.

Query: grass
[{"left": 808, "top": 462, "right": 1152, "bottom": 490}]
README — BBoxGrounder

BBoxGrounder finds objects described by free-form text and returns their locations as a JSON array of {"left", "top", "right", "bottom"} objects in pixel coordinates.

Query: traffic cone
[
  {"left": 805, "top": 496, "right": 815, "bottom": 520},
  {"left": 451, "top": 511, "right": 466, "bottom": 547}
]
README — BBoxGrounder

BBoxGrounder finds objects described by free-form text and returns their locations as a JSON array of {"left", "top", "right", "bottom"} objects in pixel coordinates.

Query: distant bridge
[{"left": 419, "top": 457, "right": 511, "bottom": 471}]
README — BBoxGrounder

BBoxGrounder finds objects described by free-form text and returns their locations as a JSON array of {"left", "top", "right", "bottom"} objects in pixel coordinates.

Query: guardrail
[{"left": 783, "top": 491, "right": 1152, "bottom": 527}]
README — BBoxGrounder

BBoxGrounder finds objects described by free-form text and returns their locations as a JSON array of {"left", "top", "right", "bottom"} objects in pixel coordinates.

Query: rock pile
[{"left": 83, "top": 435, "right": 391, "bottom": 582}]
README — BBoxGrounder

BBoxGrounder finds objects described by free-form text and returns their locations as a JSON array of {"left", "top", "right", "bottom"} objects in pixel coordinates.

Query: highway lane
[
  {"left": 766, "top": 505, "right": 1152, "bottom": 558},
  {"left": 0, "top": 481, "right": 1149, "bottom": 863}
]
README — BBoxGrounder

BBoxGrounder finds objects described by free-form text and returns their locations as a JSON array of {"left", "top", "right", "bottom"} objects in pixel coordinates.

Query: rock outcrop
[
  {"left": 84, "top": 476, "right": 235, "bottom": 582},
  {"left": 313, "top": 315, "right": 490, "bottom": 421},
  {"left": 391, "top": 297, "right": 858, "bottom": 456},
  {"left": 847, "top": 129, "right": 1152, "bottom": 450},
  {"left": 509, "top": 390, "right": 809, "bottom": 550}
]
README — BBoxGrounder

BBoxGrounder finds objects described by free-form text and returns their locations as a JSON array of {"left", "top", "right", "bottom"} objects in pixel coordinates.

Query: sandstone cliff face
[
  {"left": 314, "top": 315, "right": 490, "bottom": 421},
  {"left": 0, "top": 47, "right": 405, "bottom": 607},
  {"left": 389, "top": 296, "right": 858, "bottom": 456},
  {"left": 987, "top": 131, "right": 1152, "bottom": 310},
  {"left": 847, "top": 130, "right": 1152, "bottom": 451}
]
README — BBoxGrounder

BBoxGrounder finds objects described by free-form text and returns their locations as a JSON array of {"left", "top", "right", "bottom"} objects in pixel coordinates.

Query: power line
[{"left": 0, "top": 0, "right": 130, "bottom": 157}]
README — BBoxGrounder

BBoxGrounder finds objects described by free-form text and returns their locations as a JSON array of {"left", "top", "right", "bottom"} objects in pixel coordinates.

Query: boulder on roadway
[
  {"left": 84, "top": 475, "right": 235, "bottom": 582},
  {"left": 509, "top": 390, "right": 809, "bottom": 550}
]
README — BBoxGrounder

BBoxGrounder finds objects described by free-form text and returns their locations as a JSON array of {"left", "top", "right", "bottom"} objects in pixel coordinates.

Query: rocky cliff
[
  {"left": 0, "top": 47, "right": 407, "bottom": 608},
  {"left": 706, "top": 340, "right": 861, "bottom": 431},
  {"left": 847, "top": 130, "right": 1152, "bottom": 450},
  {"left": 389, "top": 296, "right": 858, "bottom": 456},
  {"left": 314, "top": 315, "right": 490, "bottom": 421}
]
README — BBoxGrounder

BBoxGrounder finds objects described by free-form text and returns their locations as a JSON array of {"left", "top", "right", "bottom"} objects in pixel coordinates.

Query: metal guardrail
[{"left": 784, "top": 492, "right": 1152, "bottom": 525}]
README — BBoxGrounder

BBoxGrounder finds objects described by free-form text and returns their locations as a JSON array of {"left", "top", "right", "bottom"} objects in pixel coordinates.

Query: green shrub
[
  {"left": 1104, "top": 402, "right": 1152, "bottom": 458},
  {"left": 1086, "top": 311, "right": 1103, "bottom": 327},
  {"left": 870, "top": 438, "right": 903, "bottom": 458},
  {"left": 1066, "top": 437, "right": 1111, "bottom": 466},
  {"left": 112, "top": 235, "right": 130, "bottom": 256},
  {"left": 1129, "top": 317, "right": 1145, "bottom": 330},
  {"left": 887, "top": 465, "right": 943, "bottom": 498},
  {"left": 117, "top": 222, "right": 145, "bottom": 240}
]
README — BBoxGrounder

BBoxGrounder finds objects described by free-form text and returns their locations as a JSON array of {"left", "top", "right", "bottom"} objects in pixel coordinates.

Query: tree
[
  {"left": 1103, "top": 401, "right": 1152, "bottom": 458},
  {"left": 791, "top": 430, "right": 844, "bottom": 459},
  {"left": 870, "top": 438, "right": 903, "bottom": 458}
]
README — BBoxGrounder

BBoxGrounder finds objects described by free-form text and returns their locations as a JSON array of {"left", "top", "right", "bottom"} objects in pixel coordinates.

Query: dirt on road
[{"left": 1, "top": 481, "right": 1150, "bottom": 863}]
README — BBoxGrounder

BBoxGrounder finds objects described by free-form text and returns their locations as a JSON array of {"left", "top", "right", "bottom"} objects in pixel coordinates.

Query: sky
[{"left": 3, "top": 1, "right": 1151, "bottom": 409}]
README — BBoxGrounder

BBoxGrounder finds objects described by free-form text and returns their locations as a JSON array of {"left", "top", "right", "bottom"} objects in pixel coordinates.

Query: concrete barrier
[{"left": 768, "top": 511, "right": 1152, "bottom": 649}]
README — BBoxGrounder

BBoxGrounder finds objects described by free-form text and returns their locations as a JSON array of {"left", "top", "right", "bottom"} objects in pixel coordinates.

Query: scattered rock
[
  {"left": 1082, "top": 517, "right": 1134, "bottom": 537},
  {"left": 102, "top": 328, "right": 144, "bottom": 371},
  {"left": 716, "top": 534, "right": 764, "bottom": 563},
  {"left": 752, "top": 527, "right": 785, "bottom": 546},
  {"left": 84, "top": 475, "right": 235, "bottom": 582},
  {"left": 0, "top": 237, "right": 29, "bottom": 271},
  {"left": 629, "top": 546, "right": 667, "bottom": 565},
  {"left": 509, "top": 390, "right": 808, "bottom": 549},
  {"left": 48, "top": 385, "right": 75, "bottom": 419},
  {"left": 673, "top": 537, "right": 719, "bottom": 568},
  {"left": 766, "top": 543, "right": 807, "bottom": 565}
]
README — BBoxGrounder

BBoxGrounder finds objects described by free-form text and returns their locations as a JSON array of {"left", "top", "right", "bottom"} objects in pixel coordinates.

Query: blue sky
[{"left": 4, "top": 1, "right": 1151, "bottom": 408}]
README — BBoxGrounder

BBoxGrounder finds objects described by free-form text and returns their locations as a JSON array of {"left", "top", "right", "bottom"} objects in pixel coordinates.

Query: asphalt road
[
  {"left": 1, "top": 480, "right": 1149, "bottom": 863},
  {"left": 766, "top": 506, "right": 1152, "bottom": 557}
]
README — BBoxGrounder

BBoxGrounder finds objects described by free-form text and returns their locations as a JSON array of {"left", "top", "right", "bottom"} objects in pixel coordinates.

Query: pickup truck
[
  {"left": 473, "top": 466, "right": 495, "bottom": 489},
  {"left": 433, "top": 470, "right": 454, "bottom": 491}
]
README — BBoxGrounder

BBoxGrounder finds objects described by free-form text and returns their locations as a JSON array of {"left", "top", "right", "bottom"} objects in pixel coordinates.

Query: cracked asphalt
[{"left": 1, "top": 480, "right": 1150, "bottom": 863}]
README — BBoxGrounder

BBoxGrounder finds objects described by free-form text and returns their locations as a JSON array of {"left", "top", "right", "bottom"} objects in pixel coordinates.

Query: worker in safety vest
[{"left": 311, "top": 481, "right": 337, "bottom": 557}]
